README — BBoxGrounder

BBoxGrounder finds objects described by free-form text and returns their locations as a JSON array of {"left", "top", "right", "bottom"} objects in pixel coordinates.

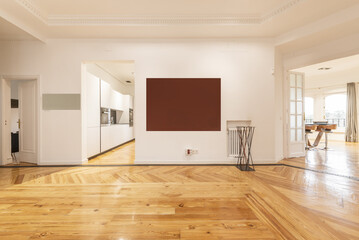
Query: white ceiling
[
  {"left": 96, "top": 61, "right": 135, "bottom": 86},
  {"left": 294, "top": 54, "right": 359, "bottom": 77},
  {"left": 0, "top": 0, "right": 358, "bottom": 41},
  {"left": 0, "top": 17, "right": 35, "bottom": 40},
  {"left": 32, "top": 0, "right": 287, "bottom": 16}
]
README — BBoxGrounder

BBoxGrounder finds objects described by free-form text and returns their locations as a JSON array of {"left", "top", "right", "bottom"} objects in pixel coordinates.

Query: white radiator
[{"left": 228, "top": 128, "right": 240, "bottom": 157}]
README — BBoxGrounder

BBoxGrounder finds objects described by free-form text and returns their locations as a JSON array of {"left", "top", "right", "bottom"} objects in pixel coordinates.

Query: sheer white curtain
[{"left": 345, "top": 82, "right": 358, "bottom": 142}]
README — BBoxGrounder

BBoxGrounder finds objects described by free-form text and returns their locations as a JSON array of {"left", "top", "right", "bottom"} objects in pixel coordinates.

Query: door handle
[{"left": 18, "top": 119, "right": 20, "bottom": 129}]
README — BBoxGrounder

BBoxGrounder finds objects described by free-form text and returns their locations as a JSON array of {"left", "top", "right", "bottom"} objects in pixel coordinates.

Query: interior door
[
  {"left": 1, "top": 79, "right": 12, "bottom": 164},
  {"left": 288, "top": 71, "right": 306, "bottom": 158},
  {"left": 18, "top": 80, "right": 37, "bottom": 163}
]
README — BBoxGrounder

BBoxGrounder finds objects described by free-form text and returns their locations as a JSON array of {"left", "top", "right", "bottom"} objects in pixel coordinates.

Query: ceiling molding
[
  {"left": 262, "top": 0, "right": 305, "bottom": 22},
  {"left": 15, "top": 0, "right": 47, "bottom": 23},
  {"left": 47, "top": 15, "right": 262, "bottom": 26},
  {"left": 15, "top": 0, "right": 306, "bottom": 26},
  {"left": 0, "top": 2, "right": 46, "bottom": 42}
]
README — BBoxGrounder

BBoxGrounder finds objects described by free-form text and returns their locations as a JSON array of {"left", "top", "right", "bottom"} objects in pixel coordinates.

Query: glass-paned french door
[
  {"left": 289, "top": 73, "right": 304, "bottom": 142},
  {"left": 288, "top": 71, "right": 305, "bottom": 158}
]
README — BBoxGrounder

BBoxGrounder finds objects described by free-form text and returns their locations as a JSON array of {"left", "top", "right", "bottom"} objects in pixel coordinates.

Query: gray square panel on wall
[{"left": 42, "top": 94, "right": 81, "bottom": 110}]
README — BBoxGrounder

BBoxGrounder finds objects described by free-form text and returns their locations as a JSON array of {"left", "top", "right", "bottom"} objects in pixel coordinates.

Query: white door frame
[
  {"left": 1, "top": 78, "right": 11, "bottom": 164},
  {"left": 0, "top": 75, "right": 41, "bottom": 165}
]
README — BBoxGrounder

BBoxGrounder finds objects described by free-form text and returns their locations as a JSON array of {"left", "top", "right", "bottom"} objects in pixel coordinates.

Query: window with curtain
[{"left": 346, "top": 82, "right": 358, "bottom": 142}]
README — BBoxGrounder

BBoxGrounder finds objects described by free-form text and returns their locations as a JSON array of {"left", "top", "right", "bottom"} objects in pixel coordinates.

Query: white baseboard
[
  {"left": 135, "top": 158, "right": 278, "bottom": 165},
  {"left": 226, "top": 157, "right": 278, "bottom": 164},
  {"left": 135, "top": 159, "right": 235, "bottom": 165},
  {"left": 1, "top": 157, "right": 13, "bottom": 165},
  {"left": 38, "top": 161, "right": 83, "bottom": 165}
]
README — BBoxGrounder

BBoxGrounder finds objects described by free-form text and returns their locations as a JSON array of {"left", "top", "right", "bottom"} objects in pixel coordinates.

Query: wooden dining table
[{"left": 305, "top": 123, "right": 337, "bottom": 149}]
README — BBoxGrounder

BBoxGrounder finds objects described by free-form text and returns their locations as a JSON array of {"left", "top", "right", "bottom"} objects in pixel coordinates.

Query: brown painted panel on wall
[{"left": 147, "top": 78, "right": 221, "bottom": 131}]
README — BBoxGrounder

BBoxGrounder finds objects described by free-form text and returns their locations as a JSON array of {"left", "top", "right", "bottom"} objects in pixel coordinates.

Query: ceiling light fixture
[{"left": 318, "top": 67, "right": 331, "bottom": 71}]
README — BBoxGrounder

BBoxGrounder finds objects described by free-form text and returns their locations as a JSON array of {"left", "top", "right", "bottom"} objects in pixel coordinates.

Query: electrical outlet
[{"left": 185, "top": 149, "right": 198, "bottom": 156}]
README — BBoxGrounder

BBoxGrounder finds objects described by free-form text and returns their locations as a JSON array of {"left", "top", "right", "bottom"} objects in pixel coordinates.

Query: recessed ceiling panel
[{"left": 32, "top": 0, "right": 286, "bottom": 16}]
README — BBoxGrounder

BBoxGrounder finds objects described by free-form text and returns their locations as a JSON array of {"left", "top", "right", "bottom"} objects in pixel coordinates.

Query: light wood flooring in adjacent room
[
  {"left": 281, "top": 141, "right": 359, "bottom": 179},
  {"left": 85, "top": 140, "right": 135, "bottom": 165}
]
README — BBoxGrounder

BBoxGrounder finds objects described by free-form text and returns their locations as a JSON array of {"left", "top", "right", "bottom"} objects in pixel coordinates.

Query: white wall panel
[{"left": 0, "top": 39, "right": 276, "bottom": 164}]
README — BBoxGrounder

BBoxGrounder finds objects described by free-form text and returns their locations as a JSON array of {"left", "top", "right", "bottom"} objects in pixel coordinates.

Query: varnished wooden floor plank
[
  {"left": 1, "top": 141, "right": 359, "bottom": 239},
  {"left": 281, "top": 141, "right": 359, "bottom": 179},
  {"left": 0, "top": 165, "right": 358, "bottom": 239},
  {"left": 85, "top": 140, "right": 135, "bottom": 165}
]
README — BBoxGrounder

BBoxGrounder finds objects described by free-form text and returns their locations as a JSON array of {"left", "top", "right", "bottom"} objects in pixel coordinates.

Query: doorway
[
  {"left": 82, "top": 61, "right": 135, "bottom": 165},
  {"left": 282, "top": 54, "right": 359, "bottom": 179},
  {"left": 1, "top": 77, "right": 39, "bottom": 165}
]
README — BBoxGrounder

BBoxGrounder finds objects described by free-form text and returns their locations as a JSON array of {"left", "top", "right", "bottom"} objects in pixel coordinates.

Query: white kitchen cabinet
[
  {"left": 123, "top": 95, "right": 130, "bottom": 110},
  {"left": 87, "top": 127, "right": 100, "bottom": 158},
  {"left": 100, "top": 124, "right": 134, "bottom": 152},
  {"left": 100, "top": 126, "right": 114, "bottom": 152},
  {"left": 86, "top": 72, "right": 101, "bottom": 158},
  {"left": 110, "top": 89, "right": 116, "bottom": 110},
  {"left": 86, "top": 72, "right": 100, "bottom": 128},
  {"left": 106, "top": 89, "right": 125, "bottom": 111},
  {"left": 114, "top": 91, "right": 124, "bottom": 111},
  {"left": 101, "top": 80, "right": 111, "bottom": 108}
]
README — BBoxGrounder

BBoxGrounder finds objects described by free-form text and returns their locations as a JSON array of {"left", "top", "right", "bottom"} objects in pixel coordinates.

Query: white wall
[
  {"left": 0, "top": 39, "right": 277, "bottom": 164},
  {"left": 274, "top": 50, "right": 284, "bottom": 161},
  {"left": 0, "top": 40, "right": 83, "bottom": 164}
]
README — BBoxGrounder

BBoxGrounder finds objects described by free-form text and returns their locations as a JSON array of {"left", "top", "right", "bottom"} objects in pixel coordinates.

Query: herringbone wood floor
[
  {"left": 0, "top": 165, "right": 358, "bottom": 239},
  {"left": 1, "top": 141, "right": 359, "bottom": 239}
]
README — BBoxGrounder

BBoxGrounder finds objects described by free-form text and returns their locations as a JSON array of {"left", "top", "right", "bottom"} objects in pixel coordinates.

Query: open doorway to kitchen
[{"left": 82, "top": 61, "right": 135, "bottom": 165}]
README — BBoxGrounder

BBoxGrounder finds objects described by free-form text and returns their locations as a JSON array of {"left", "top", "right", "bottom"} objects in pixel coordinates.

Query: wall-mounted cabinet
[
  {"left": 101, "top": 80, "right": 133, "bottom": 111},
  {"left": 123, "top": 94, "right": 129, "bottom": 110},
  {"left": 113, "top": 90, "right": 123, "bottom": 111},
  {"left": 101, "top": 80, "right": 111, "bottom": 109}
]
